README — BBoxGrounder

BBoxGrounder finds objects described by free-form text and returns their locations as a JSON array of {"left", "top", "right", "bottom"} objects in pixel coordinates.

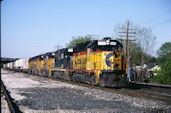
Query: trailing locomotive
[
  {"left": 6, "top": 37, "right": 127, "bottom": 87},
  {"left": 28, "top": 52, "right": 55, "bottom": 76},
  {"left": 28, "top": 54, "right": 44, "bottom": 75}
]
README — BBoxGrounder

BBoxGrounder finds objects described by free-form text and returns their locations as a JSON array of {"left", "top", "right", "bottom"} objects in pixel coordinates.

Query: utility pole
[
  {"left": 118, "top": 20, "right": 136, "bottom": 82},
  {"left": 126, "top": 21, "right": 129, "bottom": 77}
]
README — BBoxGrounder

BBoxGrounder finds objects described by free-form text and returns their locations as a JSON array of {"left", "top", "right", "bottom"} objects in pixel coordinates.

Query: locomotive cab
[
  {"left": 52, "top": 48, "right": 73, "bottom": 80},
  {"left": 54, "top": 48, "right": 73, "bottom": 69},
  {"left": 85, "top": 37, "right": 127, "bottom": 87},
  {"left": 28, "top": 54, "right": 44, "bottom": 75},
  {"left": 41, "top": 52, "right": 55, "bottom": 76}
]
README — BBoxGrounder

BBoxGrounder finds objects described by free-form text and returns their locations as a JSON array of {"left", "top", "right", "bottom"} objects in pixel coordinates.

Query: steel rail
[
  {"left": 129, "top": 81, "right": 171, "bottom": 89},
  {"left": 1, "top": 80, "right": 22, "bottom": 113}
]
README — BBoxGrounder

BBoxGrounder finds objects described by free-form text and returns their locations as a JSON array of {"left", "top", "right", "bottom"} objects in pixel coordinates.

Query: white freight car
[
  {"left": 3, "top": 64, "right": 7, "bottom": 68},
  {"left": 14, "top": 58, "right": 29, "bottom": 69},
  {"left": 14, "top": 59, "right": 21, "bottom": 69},
  {"left": 23, "top": 58, "right": 29, "bottom": 69},
  {"left": 7, "top": 63, "right": 10, "bottom": 68},
  {"left": 9, "top": 62, "right": 14, "bottom": 69}
]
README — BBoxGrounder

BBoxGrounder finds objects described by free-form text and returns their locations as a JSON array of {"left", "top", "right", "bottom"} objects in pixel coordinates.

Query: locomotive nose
[{"left": 104, "top": 51, "right": 121, "bottom": 70}]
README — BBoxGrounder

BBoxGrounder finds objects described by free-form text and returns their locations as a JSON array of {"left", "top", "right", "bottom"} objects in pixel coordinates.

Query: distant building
[{"left": 132, "top": 63, "right": 158, "bottom": 82}]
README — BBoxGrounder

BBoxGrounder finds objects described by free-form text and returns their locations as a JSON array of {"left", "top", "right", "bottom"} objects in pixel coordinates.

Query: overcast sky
[{"left": 2, "top": 0, "right": 171, "bottom": 58}]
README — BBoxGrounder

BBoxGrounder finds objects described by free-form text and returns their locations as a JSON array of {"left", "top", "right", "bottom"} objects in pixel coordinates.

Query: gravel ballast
[{"left": 1, "top": 69, "right": 171, "bottom": 113}]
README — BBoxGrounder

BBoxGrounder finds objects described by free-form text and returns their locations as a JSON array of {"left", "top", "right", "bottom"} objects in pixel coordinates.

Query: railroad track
[
  {"left": 127, "top": 82, "right": 171, "bottom": 104},
  {"left": 1, "top": 80, "right": 22, "bottom": 113},
  {"left": 129, "top": 81, "right": 171, "bottom": 89},
  {"left": 11, "top": 70, "right": 171, "bottom": 105},
  {"left": 54, "top": 76, "right": 171, "bottom": 105},
  {"left": 44, "top": 75, "right": 171, "bottom": 105}
]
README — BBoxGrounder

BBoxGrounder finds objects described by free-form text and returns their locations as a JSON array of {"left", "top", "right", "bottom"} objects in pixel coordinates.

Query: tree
[
  {"left": 66, "top": 36, "right": 92, "bottom": 48},
  {"left": 119, "top": 40, "right": 142, "bottom": 66},
  {"left": 120, "top": 40, "right": 156, "bottom": 66},
  {"left": 157, "top": 42, "right": 171, "bottom": 57},
  {"left": 153, "top": 42, "right": 171, "bottom": 85},
  {"left": 157, "top": 42, "right": 171, "bottom": 63},
  {"left": 136, "top": 27, "right": 156, "bottom": 65},
  {"left": 135, "top": 26, "right": 156, "bottom": 81},
  {"left": 115, "top": 21, "right": 156, "bottom": 82},
  {"left": 129, "top": 45, "right": 156, "bottom": 66},
  {"left": 115, "top": 22, "right": 156, "bottom": 67},
  {"left": 154, "top": 53, "right": 171, "bottom": 85}
]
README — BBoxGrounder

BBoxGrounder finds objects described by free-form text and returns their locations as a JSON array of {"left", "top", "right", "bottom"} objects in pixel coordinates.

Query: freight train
[{"left": 4, "top": 37, "right": 127, "bottom": 87}]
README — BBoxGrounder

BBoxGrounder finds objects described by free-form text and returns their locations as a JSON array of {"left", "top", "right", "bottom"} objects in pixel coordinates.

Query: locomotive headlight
[
  {"left": 110, "top": 42, "right": 116, "bottom": 45},
  {"left": 52, "top": 52, "right": 55, "bottom": 56},
  {"left": 68, "top": 48, "right": 73, "bottom": 52},
  {"left": 98, "top": 40, "right": 107, "bottom": 45},
  {"left": 106, "top": 40, "right": 110, "bottom": 43}
]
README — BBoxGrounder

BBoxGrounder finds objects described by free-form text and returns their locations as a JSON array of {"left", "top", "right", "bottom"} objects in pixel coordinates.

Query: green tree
[
  {"left": 130, "top": 46, "right": 156, "bottom": 66},
  {"left": 154, "top": 53, "right": 171, "bottom": 85},
  {"left": 66, "top": 36, "right": 92, "bottom": 48},
  {"left": 154, "top": 42, "right": 171, "bottom": 85},
  {"left": 157, "top": 42, "right": 171, "bottom": 63},
  {"left": 119, "top": 40, "right": 142, "bottom": 66}
]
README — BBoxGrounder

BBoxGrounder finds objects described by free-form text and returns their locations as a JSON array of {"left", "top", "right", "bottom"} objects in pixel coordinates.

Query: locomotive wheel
[
  {"left": 90, "top": 75, "right": 96, "bottom": 85},
  {"left": 99, "top": 77, "right": 105, "bottom": 87}
]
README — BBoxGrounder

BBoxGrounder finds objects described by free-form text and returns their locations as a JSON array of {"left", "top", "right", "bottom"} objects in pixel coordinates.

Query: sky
[{"left": 1, "top": 0, "right": 171, "bottom": 58}]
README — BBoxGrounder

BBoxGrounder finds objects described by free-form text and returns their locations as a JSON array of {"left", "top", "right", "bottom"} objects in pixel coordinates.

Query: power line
[
  {"left": 152, "top": 19, "right": 171, "bottom": 28},
  {"left": 143, "top": 12, "right": 170, "bottom": 24}
]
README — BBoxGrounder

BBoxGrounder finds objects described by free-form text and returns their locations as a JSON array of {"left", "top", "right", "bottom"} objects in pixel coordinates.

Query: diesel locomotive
[{"left": 7, "top": 37, "right": 127, "bottom": 87}]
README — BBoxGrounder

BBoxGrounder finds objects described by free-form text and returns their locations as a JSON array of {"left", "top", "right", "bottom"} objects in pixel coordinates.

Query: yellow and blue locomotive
[
  {"left": 28, "top": 54, "right": 44, "bottom": 75},
  {"left": 41, "top": 52, "right": 55, "bottom": 76},
  {"left": 28, "top": 37, "right": 127, "bottom": 87},
  {"left": 71, "top": 37, "right": 127, "bottom": 87}
]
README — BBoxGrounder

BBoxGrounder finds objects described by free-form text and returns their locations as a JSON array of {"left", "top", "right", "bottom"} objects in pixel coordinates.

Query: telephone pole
[{"left": 118, "top": 20, "right": 136, "bottom": 82}]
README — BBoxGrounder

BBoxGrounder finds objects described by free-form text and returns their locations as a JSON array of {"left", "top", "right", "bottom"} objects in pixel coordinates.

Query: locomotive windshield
[
  {"left": 96, "top": 40, "right": 123, "bottom": 51},
  {"left": 86, "top": 39, "right": 123, "bottom": 52},
  {"left": 97, "top": 45, "right": 122, "bottom": 51}
]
